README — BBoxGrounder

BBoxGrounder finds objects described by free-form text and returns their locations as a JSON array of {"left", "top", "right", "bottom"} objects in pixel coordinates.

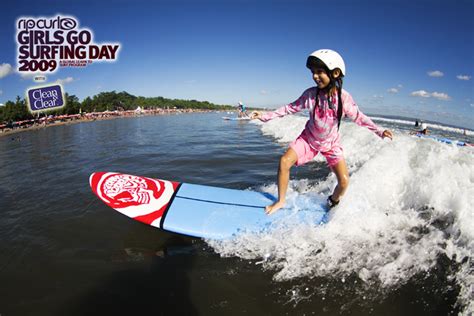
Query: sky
[{"left": 0, "top": 0, "right": 473, "bottom": 128}]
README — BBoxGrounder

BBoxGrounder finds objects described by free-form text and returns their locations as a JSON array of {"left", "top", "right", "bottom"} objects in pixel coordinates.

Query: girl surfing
[{"left": 252, "top": 49, "right": 393, "bottom": 214}]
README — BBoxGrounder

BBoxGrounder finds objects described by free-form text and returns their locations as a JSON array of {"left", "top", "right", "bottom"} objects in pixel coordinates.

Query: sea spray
[{"left": 208, "top": 115, "right": 474, "bottom": 314}]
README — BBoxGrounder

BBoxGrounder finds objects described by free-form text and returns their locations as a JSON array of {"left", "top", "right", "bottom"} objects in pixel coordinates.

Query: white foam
[
  {"left": 213, "top": 115, "right": 474, "bottom": 314},
  {"left": 370, "top": 116, "right": 474, "bottom": 136}
]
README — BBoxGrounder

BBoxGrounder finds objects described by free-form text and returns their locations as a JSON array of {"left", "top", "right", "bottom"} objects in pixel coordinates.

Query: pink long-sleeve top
[{"left": 260, "top": 87, "right": 385, "bottom": 152}]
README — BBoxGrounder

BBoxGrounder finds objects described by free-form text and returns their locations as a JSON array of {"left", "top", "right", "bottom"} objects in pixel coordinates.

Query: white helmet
[
  {"left": 307, "top": 49, "right": 346, "bottom": 76},
  {"left": 238, "top": 101, "right": 243, "bottom": 105}
]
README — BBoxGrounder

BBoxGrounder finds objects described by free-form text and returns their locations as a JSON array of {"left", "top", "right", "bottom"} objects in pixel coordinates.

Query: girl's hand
[
  {"left": 382, "top": 130, "right": 393, "bottom": 140},
  {"left": 251, "top": 111, "right": 262, "bottom": 120}
]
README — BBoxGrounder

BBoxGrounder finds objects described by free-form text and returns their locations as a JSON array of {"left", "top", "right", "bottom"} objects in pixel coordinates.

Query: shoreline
[{"left": 0, "top": 108, "right": 221, "bottom": 138}]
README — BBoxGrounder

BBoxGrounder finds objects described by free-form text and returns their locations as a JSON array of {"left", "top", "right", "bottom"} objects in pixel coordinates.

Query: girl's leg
[
  {"left": 330, "top": 158, "right": 350, "bottom": 202},
  {"left": 266, "top": 148, "right": 298, "bottom": 215}
]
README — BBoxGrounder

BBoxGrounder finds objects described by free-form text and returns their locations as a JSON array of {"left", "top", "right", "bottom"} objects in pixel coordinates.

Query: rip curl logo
[
  {"left": 20, "top": 16, "right": 77, "bottom": 31},
  {"left": 26, "top": 84, "right": 65, "bottom": 112},
  {"left": 16, "top": 15, "right": 121, "bottom": 74},
  {"left": 91, "top": 173, "right": 180, "bottom": 226}
]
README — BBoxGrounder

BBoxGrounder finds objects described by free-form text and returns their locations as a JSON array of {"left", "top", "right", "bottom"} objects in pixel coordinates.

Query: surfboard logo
[
  {"left": 101, "top": 174, "right": 163, "bottom": 207},
  {"left": 90, "top": 172, "right": 180, "bottom": 227}
]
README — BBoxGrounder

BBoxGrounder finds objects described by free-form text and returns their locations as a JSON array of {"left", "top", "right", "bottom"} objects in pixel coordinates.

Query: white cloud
[
  {"left": 457, "top": 74, "right": 471, "bottom": 81},
  {"left": 387, "top": 84, "right": 403, "bottom": 94},
  {"left": 0, "top": 63, "right": 14, "bottom": 79},
  {"left": 411, "top": 90, "right": 431, "bottom": 98},
  {"left": 56, "top": 77, "right": 74, "bottom": 85},
  {"left": 428, "top": 70, "right": 444, "bottom": 77},
  {"left": 260, "top": 90, "right": 269, "bottom": 95},
  {"left": 431, "top": 92, "right": 451, "bottom": 101},
  {"left": 411, "top": 90, "right": 451, "bottom": 101}
]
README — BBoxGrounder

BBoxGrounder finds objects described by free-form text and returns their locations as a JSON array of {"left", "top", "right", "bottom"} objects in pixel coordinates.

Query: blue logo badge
[{"left": 27, "top": 84, "right": 65, "bottom": 112}]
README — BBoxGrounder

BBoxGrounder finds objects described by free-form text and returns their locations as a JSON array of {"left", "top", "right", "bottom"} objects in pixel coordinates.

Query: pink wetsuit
[{"left": 260, "top": 87, "right": 385, "bottom": 167}]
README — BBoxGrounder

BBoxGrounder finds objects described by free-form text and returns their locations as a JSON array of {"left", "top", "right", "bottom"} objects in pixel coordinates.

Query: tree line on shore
[{"left": 0, "top": 91, "right": 236, "bottom": 123}]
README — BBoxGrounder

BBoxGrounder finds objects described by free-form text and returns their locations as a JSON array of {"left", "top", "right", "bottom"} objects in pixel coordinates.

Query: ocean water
[{"left": 0, "top": 112, "right": 472, "bottom": 315}]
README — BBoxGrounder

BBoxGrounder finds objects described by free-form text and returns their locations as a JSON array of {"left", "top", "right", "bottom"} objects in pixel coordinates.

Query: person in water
[
  {"left": 419, "top": 123, "right": 429, "bottom": 135},
  {"left": 238, "top": 101, "right": 249, "bottom": 118},
  {"left": 410, "top": 123, "right": 429, "bottom": 135},
  {"left": 252, "top": 49, "right": 393, "bottom": 214}
]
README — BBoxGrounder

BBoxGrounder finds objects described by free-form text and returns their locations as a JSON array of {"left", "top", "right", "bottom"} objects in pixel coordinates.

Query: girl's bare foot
[{"left": 265, "top": 200, "right": 286, "bottom": 215}]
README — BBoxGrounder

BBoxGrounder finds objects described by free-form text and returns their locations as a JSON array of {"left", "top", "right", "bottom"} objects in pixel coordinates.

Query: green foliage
[
  {"left": 44, "top": 93, "right": 82, "bottom": 116},
  {"left": 0, "top": 96, "right": 33, "bottom": 122},
  {"left": 0, "top": 90, "right": 235, "bottom": 123}
]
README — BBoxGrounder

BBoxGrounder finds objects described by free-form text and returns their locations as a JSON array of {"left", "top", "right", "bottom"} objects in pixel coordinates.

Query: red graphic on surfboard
[{"left": 90, "top": 172, "right": 180, "bottom": 227}]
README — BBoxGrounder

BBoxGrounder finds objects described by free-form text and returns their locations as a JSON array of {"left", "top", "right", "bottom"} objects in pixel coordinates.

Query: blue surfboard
[
  {"left": 415, "top": 134, "right": 470, "bottom": 147},
  {"left": 90, "top": 172, "right": 329, "bottom": 239},
  {"left": 222, "top": 116, "right": 251, "bottom": 121}
]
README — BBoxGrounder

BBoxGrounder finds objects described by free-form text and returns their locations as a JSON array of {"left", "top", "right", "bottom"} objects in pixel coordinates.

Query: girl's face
[{"left": 310, "top": 67, "right": 331, "bottom": 89}]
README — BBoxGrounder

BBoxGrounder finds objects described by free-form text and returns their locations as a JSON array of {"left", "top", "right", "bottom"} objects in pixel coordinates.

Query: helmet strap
[{"left": 335, "top": 78, "right": 343, "bottom": 130}]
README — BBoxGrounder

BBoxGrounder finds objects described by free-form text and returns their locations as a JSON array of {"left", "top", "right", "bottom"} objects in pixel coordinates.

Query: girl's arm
[
  {"left": 253, "top": 88, "right": 313, "bottom": 122},
  {"left": 342, "top": 91, "right": 392, "bottom": 139}
]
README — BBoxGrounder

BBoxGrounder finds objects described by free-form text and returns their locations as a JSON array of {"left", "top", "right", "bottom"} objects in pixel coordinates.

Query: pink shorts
[{"left": 290, "top": 134, "right": 343, "bottom": 167}]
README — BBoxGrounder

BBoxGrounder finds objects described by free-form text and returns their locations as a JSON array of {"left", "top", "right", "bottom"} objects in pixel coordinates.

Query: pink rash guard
[{"left": 260, "top": 87, "right": 385, "bottom": 166}]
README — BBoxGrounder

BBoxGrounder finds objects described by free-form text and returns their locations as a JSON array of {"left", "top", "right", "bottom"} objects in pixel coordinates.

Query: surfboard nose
[{"left": 89, "top": 172, "right": 107, "bottom": 194}]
